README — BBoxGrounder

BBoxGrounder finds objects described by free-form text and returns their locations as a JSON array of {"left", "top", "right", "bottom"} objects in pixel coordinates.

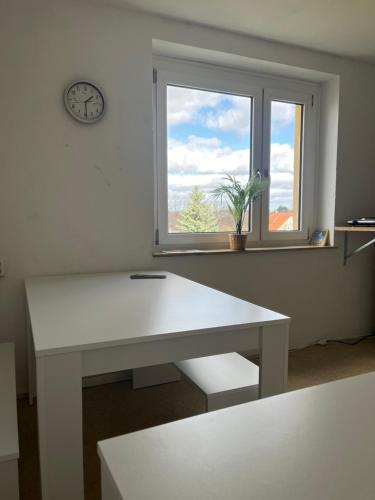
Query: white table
[
  {"left": 99, "top": 371, "right": 375, "bottom": 500},
  {"left": 25, "top": 270, "right": 289, "bottom": 500}
]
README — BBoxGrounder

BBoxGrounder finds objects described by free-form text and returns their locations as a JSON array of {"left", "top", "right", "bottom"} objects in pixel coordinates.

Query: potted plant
[{"left": 212, "top": 174, "right": 267, "bottom": 251}]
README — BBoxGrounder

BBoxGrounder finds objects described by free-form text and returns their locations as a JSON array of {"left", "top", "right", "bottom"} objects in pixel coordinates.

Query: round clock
[{"left": 64, "top": 81, "right": 105, "bottom": 124}]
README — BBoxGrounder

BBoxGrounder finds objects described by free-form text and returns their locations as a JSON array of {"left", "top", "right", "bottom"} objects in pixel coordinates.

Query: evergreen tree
[{"left": 177, "top": 186, "right": 219, "bottom": 233}]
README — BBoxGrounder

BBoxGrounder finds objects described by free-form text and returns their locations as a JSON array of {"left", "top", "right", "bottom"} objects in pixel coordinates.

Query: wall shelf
[{"left": 335, "top": 226, "right": 375, "bottom": 265}]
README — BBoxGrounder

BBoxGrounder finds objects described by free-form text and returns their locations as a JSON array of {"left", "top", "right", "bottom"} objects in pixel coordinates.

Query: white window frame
[
  {"left": 261, "top": 88, "right": 318, "bottom": 241},
  {"left": 154, "top": 57, "right": 319, "bottom": 248}
]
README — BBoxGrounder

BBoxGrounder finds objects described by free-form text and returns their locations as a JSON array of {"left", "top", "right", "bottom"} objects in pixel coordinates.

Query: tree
[
  {"left": 276, "top": 205, "right": 290, "bottom": 213},
  {"left": 177, "top": 186, "right": 219, "bottom": 233}
]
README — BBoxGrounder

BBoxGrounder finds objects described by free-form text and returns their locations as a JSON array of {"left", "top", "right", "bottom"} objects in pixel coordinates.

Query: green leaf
[{"left": 211, "top": 174, "right": 267, "bottom": 234}]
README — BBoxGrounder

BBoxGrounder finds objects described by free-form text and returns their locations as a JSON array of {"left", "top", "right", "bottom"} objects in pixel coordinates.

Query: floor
[{"left": 18, "top": 338, "right": 375, "bottom": 500}]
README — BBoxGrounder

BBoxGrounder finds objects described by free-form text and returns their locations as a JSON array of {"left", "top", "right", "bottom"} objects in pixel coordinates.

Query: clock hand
[
  {"left": 84, "top": 96, "right": 94, "bottom": 103},
  {"left": 84, "top": 101, "right": 88, "bottom": 118}
]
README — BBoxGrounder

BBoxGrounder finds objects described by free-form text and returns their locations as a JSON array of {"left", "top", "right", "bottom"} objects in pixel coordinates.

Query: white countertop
[
  {"left": 25, "top": 271, "right": 289, "bottom": 356},
  {"left": 98, "top": 371, "right": 375, "bottom": 500}
]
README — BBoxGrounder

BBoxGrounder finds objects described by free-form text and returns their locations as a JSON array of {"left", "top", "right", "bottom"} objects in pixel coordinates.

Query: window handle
[{"left": 255, "top": 169, "right": 263, "bottom": 180}]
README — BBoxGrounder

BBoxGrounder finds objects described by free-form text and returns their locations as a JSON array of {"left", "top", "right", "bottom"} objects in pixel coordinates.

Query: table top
[
  {"left": 98, "top": 371, "right": 375, "bottom": 500},
  {"left": 25, "top": 271, "right": 289, "bottom": 356}
]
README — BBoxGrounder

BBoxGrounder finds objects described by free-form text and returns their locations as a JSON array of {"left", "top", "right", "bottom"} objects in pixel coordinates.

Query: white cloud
[
  {"left": 203, "top": 96, "right": 251, "bottom": 136},
  {"left": 269, "top": 143, "right": 295, "bottom": 209},
  {"left": 167, "top": 86, "right": 223, "bottom": 126},
  {"left": 270, "top": 143, "right": 294, "bottom": 173},
  {"left": 166, "top": 85, "right": 298, "bottom": 212},
  {"left": 167, "top": 87, "right": 251, "bottom": 137},
  {"left": 167, "top": 135, "right": 250, "bottom": 210},
  {"left": 168, "top": 135, "right": 250, "bottom": 176},
  {"left": 271, "top": 101, "right": 296, "bottom": 130},
  {"left": 167, "top": 136, "right": 296, "bottom": 212},
  {"left": 167, "top": 86, "right": 296, "bottom": 140}
]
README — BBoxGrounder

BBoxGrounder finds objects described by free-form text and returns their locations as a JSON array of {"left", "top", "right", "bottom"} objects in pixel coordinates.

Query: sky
[{"left": 167, "top": 85, "right": 299, "bottom": 213}]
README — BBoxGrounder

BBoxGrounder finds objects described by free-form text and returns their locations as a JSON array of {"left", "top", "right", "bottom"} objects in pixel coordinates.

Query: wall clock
[{"left": 64, "top": 81, "right": 105, "bottom": 124}]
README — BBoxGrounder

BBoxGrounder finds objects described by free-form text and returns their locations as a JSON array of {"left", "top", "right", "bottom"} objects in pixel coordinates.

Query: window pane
[
  {"left": 167, "top": 85, "right": 252, "bottom": 233},
  {"left": 268, "top": 100, "right": 303, "bottom": 232}
]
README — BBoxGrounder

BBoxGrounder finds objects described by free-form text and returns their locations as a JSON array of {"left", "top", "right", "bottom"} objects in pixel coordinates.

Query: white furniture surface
[
  {"left": 175, "top": 353, "right": 259, "bottom": 411},
  {"left": 99, "top": 371, "right": 375, "bottom": 500},
  {"left": 25, "top": 270, "right": 289, "bottom": 500},
  {"left": 133, "top": 364, "right": 181, "bottom": 389},
  {"left": 0, "top": 343, "right": 19, "bottom": 500}
]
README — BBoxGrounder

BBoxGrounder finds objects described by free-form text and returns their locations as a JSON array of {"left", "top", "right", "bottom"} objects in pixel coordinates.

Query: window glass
[
  {"left": 167, "top": 85, "right": 252, "bottom": 233},
  {"left": 268, "top": 100, "right": 303, "bottom": 232}
]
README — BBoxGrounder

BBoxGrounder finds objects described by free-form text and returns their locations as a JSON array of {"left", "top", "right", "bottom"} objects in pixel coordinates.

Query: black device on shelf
[
  {"left": 347, "top": 217, "right": 375, "bottom": 227},
  {"left": 130, "top": 274, "right": 167, "bottom": 279}
]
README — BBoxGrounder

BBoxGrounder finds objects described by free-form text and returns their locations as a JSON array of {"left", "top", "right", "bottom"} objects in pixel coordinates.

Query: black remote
[{"left": 130, "top": 274, "right": 167, "bottom": 279}]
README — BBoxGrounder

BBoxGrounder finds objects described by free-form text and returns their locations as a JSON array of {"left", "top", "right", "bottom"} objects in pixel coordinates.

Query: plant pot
[{"left": 228, "top": 233, "right": 247, "bottom": 251}]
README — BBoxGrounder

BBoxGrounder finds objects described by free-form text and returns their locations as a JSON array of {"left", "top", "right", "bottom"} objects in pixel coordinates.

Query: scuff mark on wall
[
  {"left": 27, "top": 211, "right": 39, "bottom": 221},
  {"left": 94, "top": 165, "right": 111, "bottom": 187}
]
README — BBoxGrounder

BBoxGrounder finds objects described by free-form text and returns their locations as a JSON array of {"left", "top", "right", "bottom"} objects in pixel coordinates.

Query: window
[
  {"left": 269, "top": 100, "right": 303, "bottom": 232},
  {"left": 154, "top": 58, "right": 318, "bottom": 247}
]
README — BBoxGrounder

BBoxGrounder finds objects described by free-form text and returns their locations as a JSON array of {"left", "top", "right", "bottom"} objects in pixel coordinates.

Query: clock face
[{"left": 64, "top": 81, "right": 104, "bottom": 123}]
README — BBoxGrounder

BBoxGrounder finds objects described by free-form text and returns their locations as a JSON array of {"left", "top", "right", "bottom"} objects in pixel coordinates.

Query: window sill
[{"left": 153, "top": 245, "right": 337, "bottom": 257}]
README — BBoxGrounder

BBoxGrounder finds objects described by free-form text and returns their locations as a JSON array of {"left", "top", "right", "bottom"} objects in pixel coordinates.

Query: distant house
[{"left": 269, "top": 211, "right": 294, "bottom": 231}]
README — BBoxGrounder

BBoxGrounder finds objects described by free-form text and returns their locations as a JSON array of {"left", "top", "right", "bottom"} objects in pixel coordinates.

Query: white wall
[
  {"left": 1, "top": 0, "right": 374, "bottom": 393},
  {"left": 316, "top": 77, "right": 339, "bottom": 237}
]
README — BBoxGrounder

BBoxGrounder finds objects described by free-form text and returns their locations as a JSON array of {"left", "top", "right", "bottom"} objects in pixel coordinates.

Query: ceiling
[{"left": 118, "top": 0, "right": 375, "bottom": 64}]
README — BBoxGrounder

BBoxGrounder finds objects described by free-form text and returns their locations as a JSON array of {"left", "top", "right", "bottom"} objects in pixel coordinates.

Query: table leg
[
  {"left": 259, "top": 323, "right": 289, "bottom": 398},
  {"left": 26, "top": 306, "right": 36, "bottom": 406},
  {"left": 0, "top": 459, "right": 19, "bottom": 500},
  {"left": 101, "top": 462, "right": 119, "bottom": 500},
  {"left": 36, "top": 352, "right": 84, "bottom": 500}
]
